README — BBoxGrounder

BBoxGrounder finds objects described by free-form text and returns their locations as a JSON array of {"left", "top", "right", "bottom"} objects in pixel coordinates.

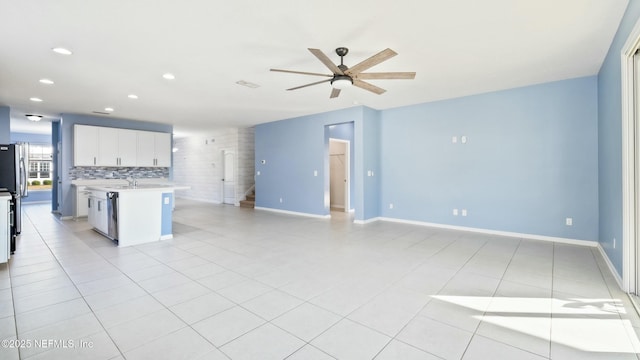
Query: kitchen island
[{"left": 85, "top": 183, "right": 189, "bottom": 247}]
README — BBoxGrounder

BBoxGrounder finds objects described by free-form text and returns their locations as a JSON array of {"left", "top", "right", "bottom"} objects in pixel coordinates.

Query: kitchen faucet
[{"left": 126, "top": 177, "right": 138, "bottom": 187}]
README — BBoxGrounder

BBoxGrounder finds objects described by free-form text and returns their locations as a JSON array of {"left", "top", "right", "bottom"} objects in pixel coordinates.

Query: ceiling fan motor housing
[
  {"left": 335, "top": 47, "right": 349, "bottom": 57},
  {"left": 331, "top": 74, "right": 353, "bottom": 88}
]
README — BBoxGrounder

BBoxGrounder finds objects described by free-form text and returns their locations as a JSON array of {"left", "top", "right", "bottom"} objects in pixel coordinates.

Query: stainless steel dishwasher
[{"left": 106, "top": 192, "right": 119, "bottom": 241}]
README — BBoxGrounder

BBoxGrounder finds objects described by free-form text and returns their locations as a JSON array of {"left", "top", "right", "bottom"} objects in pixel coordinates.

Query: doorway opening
[
  {"left": 329, "top": 138, "right": 350, "bottom": 213},
  {"left": 325, "top": 122, "right": 355, "bottom": 220}
]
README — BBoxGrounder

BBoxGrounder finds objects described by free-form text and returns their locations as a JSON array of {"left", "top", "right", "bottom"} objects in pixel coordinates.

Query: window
[
  {"left": 29, "top": 162, "right": 38, "bottom": 179},
  {"left": 27, "top": 143, "right": 53, "bottom": 188},
  {"left": 39, "top": 162, "right": 50, "bottom": 178}
]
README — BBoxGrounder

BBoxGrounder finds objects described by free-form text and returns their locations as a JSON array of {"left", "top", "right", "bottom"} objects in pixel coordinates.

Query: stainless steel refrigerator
[{"left": 0, "top": 143, "right": 28, "bottom": 253}]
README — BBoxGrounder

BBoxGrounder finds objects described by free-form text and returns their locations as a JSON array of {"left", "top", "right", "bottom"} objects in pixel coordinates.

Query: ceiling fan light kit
[
  {"left": 271, "top": 47, "right": 416, "bottom": 99},
  {"left": 331, "top": 75, "right": 353, "bottom": 89}
]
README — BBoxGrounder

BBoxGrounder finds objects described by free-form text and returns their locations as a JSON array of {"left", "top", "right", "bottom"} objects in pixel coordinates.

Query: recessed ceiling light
[
  {"left": 52, "top": 47, "right": 72, "bottom": 55},
  {"left": 39, "top": 78, "right": 54, "bottom": 85},
  {"left": 128, "top": 94, "right": 138, "bottom": 99},
  {"left": 26, "top": 114, "right": 43, "bottom": 122},
  {"left": 104, "top": 107, "right": 114, "bottom": 112},
  {"left": 162, "top": 73, "right": 175, "bottom": 80},
  {"left": 30, "top": 97, "right": 43, "bottom": 102}
]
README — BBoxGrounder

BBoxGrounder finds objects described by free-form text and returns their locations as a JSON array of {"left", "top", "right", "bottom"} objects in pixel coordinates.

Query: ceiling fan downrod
[{"left": 336, "top": 47, "right": 349, "bottom": 71}]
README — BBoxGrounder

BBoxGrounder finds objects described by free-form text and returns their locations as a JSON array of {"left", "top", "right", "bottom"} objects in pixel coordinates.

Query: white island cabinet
[{"left": 86, "top": 184, "right": 188, "bottom": 247}]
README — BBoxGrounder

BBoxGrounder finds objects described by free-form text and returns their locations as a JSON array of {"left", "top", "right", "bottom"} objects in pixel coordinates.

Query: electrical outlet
[
  {"left": 313, "top": 170, "right": 318, "bottom": 176},
  {"left": 565, "top": 217, "right": 573, "bottom": 226},
  {"left": 452, "top": 136, "right": 458, "bottom": 143},
  {"left": 453, "top": 209, "right": 458, "bottom": 216},
  {"left": 256, "top": 171, "right": 261, "bottom": 175},
  {"left": 389, "top": 203, "right": 394, "bottom": 209},
  {"left": 461, "top": 136, "right": 467, "bottom": 144},
  {"left": 279, "top": 198, "right": 283, "bottom": 203},
  {"left": 461, "top": 209, "right": 467, "bottom": 217}
]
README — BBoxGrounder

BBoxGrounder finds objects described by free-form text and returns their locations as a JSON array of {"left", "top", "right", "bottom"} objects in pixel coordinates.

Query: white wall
[
  {"left": 236, "top": 127, "right": 255, "bottom": 202},
  {"left": 173, "top": 128, "right": 255, "bottom": 204}
]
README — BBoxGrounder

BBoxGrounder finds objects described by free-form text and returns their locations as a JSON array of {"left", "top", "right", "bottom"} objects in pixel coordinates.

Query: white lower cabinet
[
  {"left": 88, "top": 191, "right": 108, "bottom": 235},
  {"left": 73, "top": 185, "right": 91, "bottom": 218}
]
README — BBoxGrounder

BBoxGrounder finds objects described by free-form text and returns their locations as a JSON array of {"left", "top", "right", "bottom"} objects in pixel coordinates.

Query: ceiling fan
[{"left": 271, "top": 47, "right": 416, "bottom": 98}]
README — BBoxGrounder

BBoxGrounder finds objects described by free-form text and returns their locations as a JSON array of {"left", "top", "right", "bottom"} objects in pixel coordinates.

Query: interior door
[{"left": 222, "top": 150, "right": 235, "bottom": 205}]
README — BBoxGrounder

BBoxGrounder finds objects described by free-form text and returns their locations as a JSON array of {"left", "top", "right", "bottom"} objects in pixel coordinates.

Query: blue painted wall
[
  {"left": 59, "top": 114, "right": 173, "bottom": 217},
  {"left": 161, "top": 192, "right": 173, "bottom": 236},
  {"left": 0, "top": 107, "right": 10, "bottom": 144},
  {"left": 362, "top": 107, "right": 381, "bottom": 220},
  {"left": 256, "top": 77, "right": 598, "bottom": 238},
  {"left": 255, "top": 107, "right": 377, "bottom": 218},
  {"left": 380, "top": 76, "right": 598, "bottom": 240},
  {"left": 598, "top": 0, "right": 640, "bottom": 276},
  {"left": 52, "top": 121, "right": 60, "bottom": 211},
  {"left": 10, "top": 132, "right": 50, "bottom": 143}
]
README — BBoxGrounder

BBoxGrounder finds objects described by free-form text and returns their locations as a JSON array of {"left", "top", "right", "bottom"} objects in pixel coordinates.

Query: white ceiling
[{"left": 0, "top": 0, "right": 628, "bottom": 135}]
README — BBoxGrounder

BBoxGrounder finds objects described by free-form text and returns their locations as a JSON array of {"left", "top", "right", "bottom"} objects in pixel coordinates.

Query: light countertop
[{"left": 85, "top": 184, "right": 190, "bottom": 192}]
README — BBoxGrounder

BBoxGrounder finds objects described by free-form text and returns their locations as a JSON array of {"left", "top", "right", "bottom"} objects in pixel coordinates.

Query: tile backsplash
[{"left": 69, "top": 167, "right": 169, "bottom": 180}]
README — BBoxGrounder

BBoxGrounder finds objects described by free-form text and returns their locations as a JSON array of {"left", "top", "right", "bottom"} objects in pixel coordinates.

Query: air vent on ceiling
[{"left": 236, "top": 80, "right": 260, "bottom": 88}]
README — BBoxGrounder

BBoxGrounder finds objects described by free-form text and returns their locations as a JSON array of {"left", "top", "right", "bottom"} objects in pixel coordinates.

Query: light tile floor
[{"left": 0, "top": 200, "right": 639, "bottom": 359}]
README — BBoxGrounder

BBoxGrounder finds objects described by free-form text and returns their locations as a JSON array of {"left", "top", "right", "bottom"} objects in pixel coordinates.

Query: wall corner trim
[
  {"left": 374, "top": 217, "right": 598, "bottom": 247},
  {"left": 254, "top": 206, "right": 331, "bottom": 219},
  {"left": 597, "top": 243, "right": 624, "bottom": 290}
]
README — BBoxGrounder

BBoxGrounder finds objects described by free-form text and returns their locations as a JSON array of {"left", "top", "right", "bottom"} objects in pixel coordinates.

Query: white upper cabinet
[
  {"left": 97, "top": 127, "right": 119, "bottom": 166},
  {"left": 74, "top": 125, "right": 100, "bottom": 166},
  {"left": 74, "top": 125, "right": 170, "bottom": 167},
  {"left": 154, "top": 132, "right": 171, "bottom": 167},
  {"left": 117, "top": 129, "right": 138, "bottom": 166},
  {"left": 137, "top": 131, "right": 171, "bottom": 167}
]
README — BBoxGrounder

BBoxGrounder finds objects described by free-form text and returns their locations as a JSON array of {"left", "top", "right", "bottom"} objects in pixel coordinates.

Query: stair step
[
  {"left": 246, "top": 194, "right": 255, "bottom": 201},
  {"left": 240, "top": 200, "right": 255, "bottom": 209}
]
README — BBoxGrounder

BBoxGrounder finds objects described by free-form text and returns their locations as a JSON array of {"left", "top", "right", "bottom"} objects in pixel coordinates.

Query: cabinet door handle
[
  {"left": 88, "top": 198, "right": 90, "bottom": 208},
  {"left": 98, "top": 200, "right": 101, "bottom": 211},
  {"left": 93, "top": 157, "right": 96, "bottom": 165}
]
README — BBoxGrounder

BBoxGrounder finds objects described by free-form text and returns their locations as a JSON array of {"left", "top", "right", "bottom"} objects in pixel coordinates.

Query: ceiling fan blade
[
  {"left": 308, "top": 48, "right": 344, "bottom": 75},
  {"left": 345, "top": 48, "right": 398, "bottom": 76},
  {"left": 330, "top": 88, "right": 341, "bottom": 98},
  {"left": 353, "top": 79, "right": 386, "bottom": 95},
  {"left": 356, "top": 72, "right": 416, "bottom": 80},
  {"left": 286, "top": 79, "right": 332, "bottom": 91},
  {"left": 270, "top": 69, "right": 333, "bottom": 77}
]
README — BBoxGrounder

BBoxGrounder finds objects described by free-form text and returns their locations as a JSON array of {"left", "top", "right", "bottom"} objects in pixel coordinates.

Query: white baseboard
[
  {"left": 255, "top": 207, "right": 331, "bottom": 219},
  {"left": 60, "top": 216, "right": 73, "bottom": 220},
  {"left": 374, "top": 217, "right": 598, "bottom": 247},
  {"left": 354, "top": 217, "right": 382, "bottom": 225},
  {"left": 597, "top": 243, "right": 624, "bottom": 290},
  {"left": 175, "top": 196, "right": 222, "bottom": 204},
  {"left": 160, "top": 234, "right": 173, "bottom": 240}
]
